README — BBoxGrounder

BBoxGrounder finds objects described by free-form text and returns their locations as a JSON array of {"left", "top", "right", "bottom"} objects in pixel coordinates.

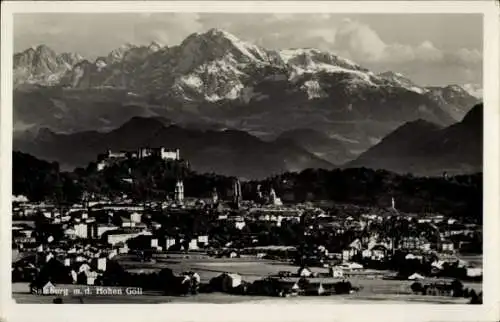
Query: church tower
[
  {"left": 175, "top": 180, "right": 184, "bottom": 203},
  {"left": 233, "top": 178, "right": 242, "bottom": 208},
  {"left": 211, "top": 187, "right": 219, "bottom": 205}
]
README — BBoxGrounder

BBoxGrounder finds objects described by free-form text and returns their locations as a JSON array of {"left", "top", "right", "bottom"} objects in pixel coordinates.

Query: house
[
  {"left": 117, "top": 243, "right": 129, "bottom": 254},
  {"left": 400, "top": 236, "right": 429, "bottom": 251},
  {"left": 188, "top": 239, "right": 199, "bottom": 251},
  {"left": 298, "top": 266, "right": 312, "bottom": 277},
  {"left": 424, "top": 283, "right": 453, "bottom": 296},
  {"left": 78, "top": 263, "right": 91, "bottom": 274},
  {"left": 366, "top": 244, "right": 388, "bottom": 261},
  {"left": 329, "top": 267, "right": 344, "bottom": 278},
  {"left": 75, "top": 254, "right": 88, "bottom": 262},
  {"left": 211, "top": 273, "right": 243, "bottom": 293},
  {"left": 130, "top": 212, "right": 142, "bottom": 223},
  {"left": 340, "top": 262, "right": 363, "bottom": 270},
  {"left": 121, "top": 216, "right": 135, "bottom": 228},
  {"left": 97, "top": 257, "right": 107, "bottom": 271},
  {"left": 197, "top": 235, "right": 209, "bottom": 246},
  {"left": 235, "top": 220, "right": 246, "bottom": 230},
  {"left": 466, "top": 267, "right": 482, "bottom": 278},
  {"left": 30, "top": 281, "right": 56, "bottom": 295},
  {"left": 222, "top": 273, "right": 242, "bottom": 291},
  {"left": 74, "top": 223, "right": 88, "bottom": 239},
  {"left": 97, "top": 224, "right": 118, "bottom": 238},
  {"left": 441, "top": 240, "right": 454, "bottom": 252},
  {"left": 151, "top": 222, "right": 162, "bottom": 230},
  {"left": 77, "top": 270, "right": 98, "bottom": 285},
  {"left": 405, "top": 253, "right": 423, "bottom": 261},
  {"left": 408, "top": 273, "right": 425, "bottom": 280},
  {"left": 165, "top": 237, "right": 176, "bottom": 250},
  {"left": 300, "top": 278, "right": 340, "bottom": 296},
  {"left": 45, "top": 253, "right": 54, "bottom": 263},
  {"left": 342, "top": 238, "right": 362, "bottom": 261},
  {"left": 106, "top": 230, "right": 150, "bottom": 246},
  {"left": 249, "top": 277, "right": 298, "bottom": 297},
  {"left": 431, "top": 260, "right": 445, "bottom": 271},
  {"left": 274, "top": 279, "right": 300, "bottom": 297},
  {"left": 107, "top": 249, "right": 118, "bottom": 259}
]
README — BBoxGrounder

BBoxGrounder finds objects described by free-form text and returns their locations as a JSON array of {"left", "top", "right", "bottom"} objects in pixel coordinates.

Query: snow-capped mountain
[
  {"left": 377, "top": 71, "right": 427, "bottom": 94},
  {"left": 461, "top": 83, "right": 482, "bottom": 99},
  {"left": 13, "top": 45, "right": 84, "bottom": 86},
  {"left": 376, "top": 72, "right": 480, "bottom": 121},
  {"left": 425, "top": 84, "right": 480, "bottom": 121},
  {"left": 13, "top": 28, "right": 480, "bottom": 168},
  {"left": 49, "top": 29, "right": 434, "bottom": 103},
  {"left": 13, "top": 30, "right": 478, "bottom": 110}
]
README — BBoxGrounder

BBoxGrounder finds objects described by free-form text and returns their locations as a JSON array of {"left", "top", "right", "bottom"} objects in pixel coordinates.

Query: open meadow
[{"left": 12, "top": 254, "right": 481, "bottom": 304}]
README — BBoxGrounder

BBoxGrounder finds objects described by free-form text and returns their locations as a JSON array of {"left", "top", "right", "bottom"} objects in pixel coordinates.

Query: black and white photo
[{"left": 1, "top": 1, "right": 499, "bottom": 322}]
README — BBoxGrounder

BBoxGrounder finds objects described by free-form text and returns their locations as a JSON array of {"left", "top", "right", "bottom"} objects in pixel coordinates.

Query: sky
[{"left": 14, "top": 13, "right": 483, "bottom": 86}]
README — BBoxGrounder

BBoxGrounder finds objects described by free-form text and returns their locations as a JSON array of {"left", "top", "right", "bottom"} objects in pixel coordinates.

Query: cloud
[
  {"left": 334, "top": 18, "right": 386, "bottom": 61},
  {"left": 331, "top": 20, "right": 449, "bottom": 64},
  {"left": 447, "top": 48, "right": 482, "bottom": 66}
]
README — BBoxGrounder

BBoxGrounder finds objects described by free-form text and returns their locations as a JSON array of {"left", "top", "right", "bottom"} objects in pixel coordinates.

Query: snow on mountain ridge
[
  {"left": 461, "top": 83, "right": 482, "bottom": 99},
  {"left": 14, "top": 31, "right": 478, "bottom": 111},
  {"left": 280, "top": 48, "right": 379, "bottom": 89},
  {"left": 13, "top": 45, "right": 85, "bottom": 86},
  {"left": 378, "top": 71, "right": 427, "bottom": 94}
]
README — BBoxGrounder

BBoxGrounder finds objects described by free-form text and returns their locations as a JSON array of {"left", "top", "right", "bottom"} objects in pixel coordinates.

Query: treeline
[
  {"left": 13, "top": 151, "right": 482, "bottom": 221},
  {"left": 250, "top": 168, "right": 482, "bottom": 222}
]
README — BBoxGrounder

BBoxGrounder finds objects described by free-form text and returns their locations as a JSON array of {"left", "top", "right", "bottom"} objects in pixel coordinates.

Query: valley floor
[{"left": 12, "top": 254, "right": 482, "bottom": 304}]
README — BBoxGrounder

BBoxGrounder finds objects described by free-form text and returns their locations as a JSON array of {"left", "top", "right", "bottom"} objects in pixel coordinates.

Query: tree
[
  {"left": 411, "top": 282, "right": 424, "bottom": 294},
  {"left": 451, "top": 279, "right": 464, "bottom": 297},
  {"left": 469, "top": 289, "right": 482, "bottom": 304}
]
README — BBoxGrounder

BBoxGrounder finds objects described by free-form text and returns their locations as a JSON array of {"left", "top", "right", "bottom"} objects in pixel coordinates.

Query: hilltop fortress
[{"left": 97, "top": 147, "right": 181, "bottom": 171}]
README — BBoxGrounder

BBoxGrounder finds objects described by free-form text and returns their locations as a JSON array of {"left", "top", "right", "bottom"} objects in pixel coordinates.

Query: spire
[
  {"left": 233, "top": 178, "right": 242, "bottom": 209},
  {"left": 212, "top": 187, "right": 218, "bottom": 204},
  {"left": 175, "top": 180, "right": 184, "bottom": 203}
]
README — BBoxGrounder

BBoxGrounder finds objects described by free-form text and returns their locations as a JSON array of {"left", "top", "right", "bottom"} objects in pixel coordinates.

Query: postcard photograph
[{"left": 2, "top": 2, "right": 498, "bottom": 317}]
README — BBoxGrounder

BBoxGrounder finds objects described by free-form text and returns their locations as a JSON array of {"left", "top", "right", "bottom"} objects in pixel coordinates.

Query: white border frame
[{"left": 1, "top": 2, "right": 499, "bottom": 322}]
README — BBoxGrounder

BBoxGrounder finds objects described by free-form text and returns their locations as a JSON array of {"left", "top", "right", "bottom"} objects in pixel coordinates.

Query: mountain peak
[
  {"left": 445, "top": 84, "right": 467, "bottom": 93},
  {"left": 35, "top": 44, "right": 54, "bottom": 53},
  {"left": 185, "top": 28, "right": 240, "bottom": 44},
  {"left": 148, "top": 41, "right": 162, "bottom": 52},
  {"left": 378, "top": 70, "right": 426, "bottom": 94},
  {"left": 180, "top": 28, "right": 268, "bottom": 64},
  {"left": 205, "top": 28, "right": 235, "bottom": 39},
  {"left": 384, "top": 119, "right": 442, "bottom": 141},
  {"left": 121, "top": 116, "right": 167, "bottom": 128},
  {"left": 378, "top": 71, "right": 406, "bottom": 79}
]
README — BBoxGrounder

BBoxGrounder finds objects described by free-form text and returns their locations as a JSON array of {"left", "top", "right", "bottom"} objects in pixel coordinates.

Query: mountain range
[
  {"left": 13, "top": 28, "right": 482, "bottom": 177},
  {"left": 14, "top": 103, "right": 482, "bottom": 178},
  {"left": 347, "top": 103, "right": 483, "bottom": 176},
  {"left": 13, "top": 116, "right": 334, "bottom": 179}
]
